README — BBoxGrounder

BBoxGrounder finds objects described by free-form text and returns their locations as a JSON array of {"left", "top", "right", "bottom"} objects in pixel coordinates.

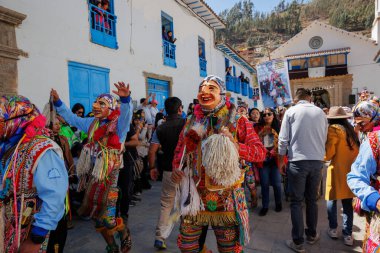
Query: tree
[
  {"left": 216, "top": 0, "right": 374, "bottom": 52},
  {"left": 242, "top": 0, "right": 254, "bottom": 20}
]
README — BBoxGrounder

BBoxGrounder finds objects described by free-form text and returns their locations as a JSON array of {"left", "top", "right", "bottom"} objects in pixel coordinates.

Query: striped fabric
[
  {"left": 177, "top": 223, "right": 203, "bottom": 252},
  {"left": 178, "top": 222, "right": 242, "bottom": 253},
  {"left": 236, "top": 116, "right": 266, "bottom": 163}
]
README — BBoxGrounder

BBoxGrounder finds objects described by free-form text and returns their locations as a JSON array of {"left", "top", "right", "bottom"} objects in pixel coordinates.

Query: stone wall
[
  {"left": 0, "top": 6, "right": 27, "bottom": 95},
  {"left": 291, "top": 74, "right": 353, "bottom": 106}
]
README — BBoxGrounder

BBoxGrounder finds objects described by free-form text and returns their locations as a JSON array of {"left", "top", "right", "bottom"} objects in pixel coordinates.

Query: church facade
[{"left": 270, "top": 2, "right": 380, "bottom": 107}]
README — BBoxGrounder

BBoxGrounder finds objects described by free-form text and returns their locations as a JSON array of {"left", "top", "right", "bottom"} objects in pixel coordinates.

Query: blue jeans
[
  {"left": 259, "top": 159, "right": 282, "bottom": 208},
  {"left": 288, "top": 160, "right": 323, "bottom": 245},
  {"left": 327, "top": 198, "right": 353, "bottom": 236}
]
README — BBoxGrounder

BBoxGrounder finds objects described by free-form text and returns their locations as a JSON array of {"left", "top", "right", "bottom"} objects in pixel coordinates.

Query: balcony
[
  {"left": 235, "top": 78, "right": 241, "bottom": 94},
  {"left": 199, "top": 58, "right": 207, "bottom": 77},
  {"left": 288, "top": 67, "right": 308, "bottom": 80},
  {"left": 89, "top": 3, "right": 118, "bottom": 49},
  {"left": 226, "top": 76, "right": 245, "bottom": 94},
  {"left": 326, "top": 64, "right": 348, "bottom": 76},
  {"left": 288, "top": 64, "right": 348, "bottom": 80},
  {"left": 249, "top": 87, "right": 253, "bottom": 98},
  {"left": 241, "top": 81, "right": 248, "bottom": 96},
  {"left": 163, "top": 40, "right": 177, "bottom": 68},
  {"left": 226, "top": 75, "right": 235, "bottom": 91}
]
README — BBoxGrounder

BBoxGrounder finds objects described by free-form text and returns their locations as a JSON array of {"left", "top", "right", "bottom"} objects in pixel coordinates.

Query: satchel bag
[{"left": 127, "top": 151, "right": 144, "bottom": 179}]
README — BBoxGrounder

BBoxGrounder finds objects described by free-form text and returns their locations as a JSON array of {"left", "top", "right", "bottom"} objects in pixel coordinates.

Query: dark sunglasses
[
  {"left": 354, "top": 121, "right": 368, "bottom": 127},
  {"left": 263, "top": 113, "right": 273, "bottom": 117}
]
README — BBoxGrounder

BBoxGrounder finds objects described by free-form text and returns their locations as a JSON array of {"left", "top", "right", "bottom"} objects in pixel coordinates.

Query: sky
[{"left": 205, "top": 0, "right": 293, "bottom": 14}]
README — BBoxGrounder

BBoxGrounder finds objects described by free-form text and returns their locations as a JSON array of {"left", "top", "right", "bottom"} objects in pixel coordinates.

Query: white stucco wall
[
  {"left": 213, "top": 49, "right": 256, "bottom": 108},
  {"left": 2, "top": 0, "right": 254, "bottom": 112},
  {"left": 373, "top": 21, "right": 379, "bottom": 43},
  {"left": 271, "top": 22, "right": 380, "bottom": 98}
]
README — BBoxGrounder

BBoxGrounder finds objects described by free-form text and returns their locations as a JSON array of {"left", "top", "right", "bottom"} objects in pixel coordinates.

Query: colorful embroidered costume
[
  {"left": 54, "top": 93, "right": 132, "bottom": 252},
  {"left": 348, "top": 131, "right": 380, "bottom": 252},
  {"left": 172, "top": 76, "right": 266, "bottom": 253},
  {"left": 236, "top": 106, "right": 259, "bottom": 209},
  {"left": 0, "top": 95, "right": 68, "bottom": 253},
  {"left": 352, "top": 101, "right": 380, "bottom": 143}
]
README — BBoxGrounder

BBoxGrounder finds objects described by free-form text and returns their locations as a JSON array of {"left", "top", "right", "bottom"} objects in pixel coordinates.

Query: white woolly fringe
[
  {"left": 91, "top": 151, "right": 104, "bottom": 181},
  {"left": 42, "top": 103, "right": 57, "bottom": 127},
  {"left": 0, "top": 206, "right": 4, "bottom": 253},
  {"left": 76, "top": 146, "right": 92, "bottom": 176},
  {"left": 202, "top": 134, "right": 240, "bottom": 187},
  {"left": 178, "top": 166, "right": 204, "bottom": 217},
  {"left": 161, "top": 166, "right": 204, "bottom": 239}
]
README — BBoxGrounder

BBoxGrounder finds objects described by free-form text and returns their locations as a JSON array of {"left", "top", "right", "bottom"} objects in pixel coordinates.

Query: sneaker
[
  {"left": 343, "top": 235, "right": 354, "bottom": 246},
  {"left": 306, "top": 232, "right": 320, "bottom": 245},
  {"left": 327, "top": 228, "right": 338, "bottom": 239},
  {"left": 135, "top": 192, "right": 142, "bottom": 196},
  {"left": 154, "top": 239, "right": 167, "bottom": 250},
  {"left": 132, "top": 195, "right": 142, "bottom": 202},
  {"left": 285, "top": 240, "right": 305, "bottom": 253},
  {"left": 129, "top": 201, "right": 137, "bottom": 207},
  {"left": 259, "top": 208, "right": 268, "bottom": 216}
]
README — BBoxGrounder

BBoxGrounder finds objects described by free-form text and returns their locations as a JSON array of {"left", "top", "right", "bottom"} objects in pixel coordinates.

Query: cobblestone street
[{"left": 65, "top": 179, "right": 366, "bottom": 253}]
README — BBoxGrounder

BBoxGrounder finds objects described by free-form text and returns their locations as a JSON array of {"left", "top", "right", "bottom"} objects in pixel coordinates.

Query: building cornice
[
  {"left": 216, "top": 43, "right": 256, "bottom": 74},
  {"left": 0, "top": 44, "right": 28, "bottom": 60},
  {"left": 0, "top": 6, "right": 26, "bottom": 26},
  {"left": 271, "top": 21, "right": 377, "bottom": 58},
  {"left": 181, "top": 0, "right": 226, "bottom": 29},
  {"left": 286, "top": 47, "right": 351, "bottom": 59}
]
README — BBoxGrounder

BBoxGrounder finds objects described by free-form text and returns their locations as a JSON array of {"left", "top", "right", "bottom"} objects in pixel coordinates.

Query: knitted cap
[{"left": 199, "top": 75, "right": 226, "bottom": 94}]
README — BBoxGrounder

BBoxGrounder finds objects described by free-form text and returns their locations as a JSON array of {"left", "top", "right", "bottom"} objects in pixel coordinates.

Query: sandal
[{"left": 120, "top": 229, "right": 132, "bottom": 253}]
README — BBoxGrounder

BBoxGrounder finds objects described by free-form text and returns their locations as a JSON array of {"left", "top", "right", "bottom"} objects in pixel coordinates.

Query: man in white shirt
[
  {"left": 278, "top": 88, "right": 328, "bottom": 253},
  {"left": 150, "top": 99, "right": 159, "bottom": 124}
]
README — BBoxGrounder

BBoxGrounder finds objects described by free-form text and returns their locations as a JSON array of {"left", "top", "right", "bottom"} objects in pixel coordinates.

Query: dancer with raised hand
[{"left": 51, "top": 82, "right": 133, "bottom": 253}]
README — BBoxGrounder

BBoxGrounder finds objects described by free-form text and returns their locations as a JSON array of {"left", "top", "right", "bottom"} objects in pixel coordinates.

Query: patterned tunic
[
  {"left": 172, "top": 105, "right": 266, "bottom": 244},
  {"left": 1, "top": 137, "right": 64, "bottom": 253}
]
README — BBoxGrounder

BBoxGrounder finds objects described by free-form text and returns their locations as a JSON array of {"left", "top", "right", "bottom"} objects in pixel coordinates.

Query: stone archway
[
  {"left": 0, "top": 6, "right": 27, "bottom": 95},
  {"left": 290, "top": 74, "right": 353, "bottom": 106},
  {"left": 312, "top": 88, "right": 330, "bottom": 109}
]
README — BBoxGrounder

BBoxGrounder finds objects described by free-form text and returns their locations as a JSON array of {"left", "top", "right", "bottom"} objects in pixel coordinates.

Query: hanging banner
[
  {"left": 257, "top": 59, "right": 292, "bottom": 108},
  {"left": 252, "top": 87, "right": 260, "bottom": 101}
]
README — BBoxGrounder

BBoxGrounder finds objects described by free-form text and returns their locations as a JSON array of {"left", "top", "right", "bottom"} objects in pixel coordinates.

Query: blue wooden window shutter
[{"left": 88, "top": 0, "right": 118, "bottom": 49}]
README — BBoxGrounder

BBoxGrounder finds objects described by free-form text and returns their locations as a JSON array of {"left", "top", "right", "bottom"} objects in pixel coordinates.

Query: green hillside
[{"left": 216, "top": 0, "right": 375, "bottom": 64}]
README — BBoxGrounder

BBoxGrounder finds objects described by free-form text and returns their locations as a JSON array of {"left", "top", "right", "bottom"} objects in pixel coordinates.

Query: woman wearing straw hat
[{"left": 324, "top": 106, "right": 359, "bottom": 246}]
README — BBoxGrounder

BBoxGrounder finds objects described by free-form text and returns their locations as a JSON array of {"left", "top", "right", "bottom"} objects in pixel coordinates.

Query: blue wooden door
[
  {"left": 147, "top": 78, "right": 169, "bottom": 111},
  {"left": 68, "top": 62, "right": 110, "bottom": 116}
]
